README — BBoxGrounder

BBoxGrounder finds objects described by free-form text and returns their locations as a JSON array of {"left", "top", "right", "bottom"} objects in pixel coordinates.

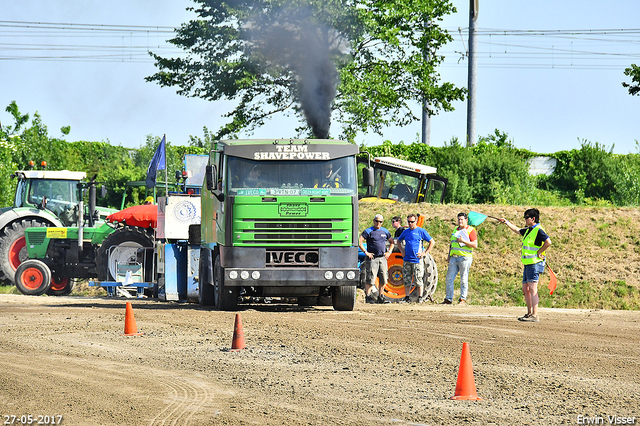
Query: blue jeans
[{"left": 445, "top": 256, "right": 473, "bottom": 301}]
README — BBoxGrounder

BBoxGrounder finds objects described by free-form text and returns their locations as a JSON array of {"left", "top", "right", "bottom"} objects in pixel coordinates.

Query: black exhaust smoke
[{"left": 247, "top": 7, "right": 337, "bottom": 138}]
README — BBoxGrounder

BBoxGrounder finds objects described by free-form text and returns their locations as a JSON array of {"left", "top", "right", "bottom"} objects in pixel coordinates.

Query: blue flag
[{"left": 146, "top": 135, "right": 166, "bottom": 187}]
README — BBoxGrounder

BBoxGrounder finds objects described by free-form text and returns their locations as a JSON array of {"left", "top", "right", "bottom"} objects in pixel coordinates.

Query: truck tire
[
  {"left": 332, "top": 285, "right": 356, "bottom": 311},
  {"left": 213, "top": 252, "right": 238, "bottom": 311},
  {"left": 96, "top": 226, "right": 154, "bottom": 281},
  {"left": 0, "top": 219, "right": 48, "bottom": 285},
  {"left": 198, "top": 248, "right": 215, "bottom": 306},
  {"left": 47, "top": 276, "right": 75, "bottom": 296},
  {"left": 15, "top": 259, "right": 52, "bottom": 296}
]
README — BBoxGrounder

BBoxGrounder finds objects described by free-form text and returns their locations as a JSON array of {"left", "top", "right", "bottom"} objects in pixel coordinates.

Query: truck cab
[{"left": 200, "top": 139, "right": 360, "bottom": 311}]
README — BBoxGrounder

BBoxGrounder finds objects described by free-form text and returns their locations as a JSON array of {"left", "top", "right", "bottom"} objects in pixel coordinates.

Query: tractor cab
[
  {"left": 10, "top": 170, "right": 87, "bottom": 226},
  {"left": 359, "top": 156, "right": 447, "bottom": 204}
]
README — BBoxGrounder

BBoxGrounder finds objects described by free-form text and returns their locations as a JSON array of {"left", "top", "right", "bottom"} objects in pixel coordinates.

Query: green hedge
[
  {"left": 3, "top": 102, "right": 639, "bottom": 208},
  {"left": 361, "top": 131, "right": 640, "bottom": 206}
]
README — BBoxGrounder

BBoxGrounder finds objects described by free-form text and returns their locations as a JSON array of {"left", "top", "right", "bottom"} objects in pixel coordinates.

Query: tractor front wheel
[{"left": 15, "top": 260, "right": 52, "bottom": 296}]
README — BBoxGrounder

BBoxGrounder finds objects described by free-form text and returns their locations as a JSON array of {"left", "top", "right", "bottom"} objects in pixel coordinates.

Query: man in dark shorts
[{"left": 358, "top": 214, "right": 395, "bottom": 303}]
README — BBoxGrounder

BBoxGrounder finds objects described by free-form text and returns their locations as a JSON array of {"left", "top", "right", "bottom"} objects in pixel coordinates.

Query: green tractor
[{"left": 0, "top": 167, "right": 116, "bottom": 291}]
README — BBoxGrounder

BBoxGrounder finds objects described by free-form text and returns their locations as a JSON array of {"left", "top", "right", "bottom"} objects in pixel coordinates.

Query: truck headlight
[
  {"left": 346, "top": 271, "right": 356, "bottom": 280},
  {"left": 324, "top": 271, "right": 333, "bottom": 280},
  {"left": 336, "top": 271, "right": 344, "bottom": 280},
  {"left": 251, "top": 271, "right": 260, "bottom": 280},
  {"left": 240, "top": 271, "right": 250, "bottom": 280},
  {"left": 229, "top": 270, "right": 238, "bottom": 280}
]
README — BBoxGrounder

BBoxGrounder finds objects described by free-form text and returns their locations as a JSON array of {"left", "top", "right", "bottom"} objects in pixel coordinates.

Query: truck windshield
[
  {"left": 373, "top": 169, "right": 420, "bottom": 203},
  {"left": 227, "top": 156, "right": 357, "bottom": 196}
]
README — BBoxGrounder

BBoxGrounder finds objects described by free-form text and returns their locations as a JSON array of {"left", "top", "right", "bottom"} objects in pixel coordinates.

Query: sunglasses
[
  {"left": 374, "top": 220, "right": 383, "bottom": 223},
  {"left": 524, "top": 216, "right": 532, "bottom": 219},
  {"left": 407, "top": 220, "right": 416, "bottom": 223}
]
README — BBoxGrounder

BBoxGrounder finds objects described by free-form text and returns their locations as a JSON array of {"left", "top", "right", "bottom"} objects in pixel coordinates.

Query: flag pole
[{"left": 164, "top": 134, "right": 168, "bottom": 205}]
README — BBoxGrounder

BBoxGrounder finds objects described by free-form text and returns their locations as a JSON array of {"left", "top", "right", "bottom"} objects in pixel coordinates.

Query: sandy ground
[{"left": 1, "top": 293, "right": 639, "bottom": 426}]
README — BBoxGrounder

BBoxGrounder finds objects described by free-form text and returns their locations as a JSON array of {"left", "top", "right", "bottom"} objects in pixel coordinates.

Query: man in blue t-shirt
[
  {"left": 397, "top": 213, "right": 435, "bottom": 303},
  {"left": 359, "top": 214, "right": 395, "bottom": 303}
]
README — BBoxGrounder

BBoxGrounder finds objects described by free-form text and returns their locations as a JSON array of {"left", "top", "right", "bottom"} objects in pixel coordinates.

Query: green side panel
[
  {"left": 232, "top": 196, "right": 353, "bottom": 247},
  {"left": 24, "top": 228, "right": 50, "bottom": 258},
  {"left": 90, "top": 223, "right": 116, "bottom": 245},
  {"left": 24, "top": 223, "right": 115, "bottom": 258}
]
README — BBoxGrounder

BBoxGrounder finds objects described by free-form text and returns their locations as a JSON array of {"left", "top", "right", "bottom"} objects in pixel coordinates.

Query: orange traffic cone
[
  {"left": 450, "top": 342, "right": 482, "bottom": 400},
  {"left": 230, "top": 313, "right": 246, "bottom": 351},
  {"left": 122, "top": 302, "right": 143, "bottom": 336}
]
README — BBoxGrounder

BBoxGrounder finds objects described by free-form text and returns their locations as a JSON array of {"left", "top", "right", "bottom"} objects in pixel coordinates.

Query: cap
[{"left": 144, "top": 196, "right": 154, "bottom": 203}]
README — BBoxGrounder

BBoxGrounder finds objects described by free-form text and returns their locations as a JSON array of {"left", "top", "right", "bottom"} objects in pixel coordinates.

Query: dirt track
[{"left": 1, "top": 293, "right": 639, "bottom": 426}]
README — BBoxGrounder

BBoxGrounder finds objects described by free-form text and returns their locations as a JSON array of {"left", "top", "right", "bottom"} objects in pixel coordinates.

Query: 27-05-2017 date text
[{"left": 2, "top": 415, "right": 63, "bottom": 425}]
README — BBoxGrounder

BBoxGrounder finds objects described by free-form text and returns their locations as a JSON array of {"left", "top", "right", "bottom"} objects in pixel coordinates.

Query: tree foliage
[
  {"left": 0, "top": 102, "right": 204, "bottom": 209},
  {"left": 146, "top": 0, "right": 465, "bottom": 142},
  {"left": 623, "top": 64, "right": 640, "bottom": 96}
]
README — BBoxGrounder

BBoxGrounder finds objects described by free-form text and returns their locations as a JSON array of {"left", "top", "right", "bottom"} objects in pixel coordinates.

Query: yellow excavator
[{"left": 359, "top": 155, "right": 447, "bottom": 302}]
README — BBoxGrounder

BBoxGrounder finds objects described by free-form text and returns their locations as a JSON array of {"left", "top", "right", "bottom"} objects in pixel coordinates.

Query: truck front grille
[{"left": 240, "top": 218, "right": 346, "bottom": 245}]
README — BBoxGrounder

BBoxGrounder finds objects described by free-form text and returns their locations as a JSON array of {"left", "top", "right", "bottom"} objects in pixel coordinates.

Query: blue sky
[{"left": 1, "top": 0, "right": 639, "bottom": 154}]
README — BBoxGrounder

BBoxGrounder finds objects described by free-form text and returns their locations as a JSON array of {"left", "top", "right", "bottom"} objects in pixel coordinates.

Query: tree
[
  {"left": 623, "top": 64, "right": 640, "bottom": 96},
  {"left": 147, "top": 0, "right": 465, "bottom": 142}
]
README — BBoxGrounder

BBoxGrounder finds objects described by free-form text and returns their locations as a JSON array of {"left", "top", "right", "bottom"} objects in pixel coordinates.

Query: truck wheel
[
  {"left": 15, "top": 260, "right": 52, "bottom": 296},
  {"left": 213, "top": 252, "right": 238, "bottom": 311},
  {"left": 47, "top": 276, "right": 75, "bottom": 296},
  {"left": 0, "top": 219, "right": 48, "bottom": 285},
  {"left": 332, "top": 285, "right": 356, "bottom": 311},
  {"left": 198, "top": 248, "right": 215, "bottom": 306},
  {"left": 96, "top": 226, "right": 154, "bottom": 281}
]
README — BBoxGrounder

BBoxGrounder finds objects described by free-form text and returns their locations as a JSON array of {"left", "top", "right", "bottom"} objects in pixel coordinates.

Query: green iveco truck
[{"left": 199, "top": 139, "right": 360, "bottom": 311}]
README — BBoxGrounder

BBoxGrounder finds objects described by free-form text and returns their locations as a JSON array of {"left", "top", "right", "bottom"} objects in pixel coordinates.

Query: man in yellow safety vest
[{"left": 442, "top": 212, "right": 478, "bottom": 306}]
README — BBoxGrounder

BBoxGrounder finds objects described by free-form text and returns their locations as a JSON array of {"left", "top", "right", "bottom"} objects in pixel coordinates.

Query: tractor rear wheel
[
  {"left": 0, "top": 219, "right": 48, "bottom": 285},
  {"left": 96, "top": 226, "right": 154, "bottom": 281},
  {"left": 15, "top": 259, "right": 52, "bottom": 296}
]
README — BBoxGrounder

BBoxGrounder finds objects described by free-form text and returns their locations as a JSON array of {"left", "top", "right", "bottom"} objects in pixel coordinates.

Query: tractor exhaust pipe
[{"left": 88, "top": 184, "right": 96, "bottom": 228}]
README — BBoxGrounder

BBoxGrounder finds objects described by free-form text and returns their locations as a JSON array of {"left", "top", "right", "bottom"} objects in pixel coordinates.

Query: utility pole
[
  {"left": 422, "top": 18, "right": 431, "bottom": 145},
  {"left": 466, "top": 0, "right": 478, "bottom": 146}
]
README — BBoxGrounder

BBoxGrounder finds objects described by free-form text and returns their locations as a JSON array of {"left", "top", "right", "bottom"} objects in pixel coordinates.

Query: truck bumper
[{"left": 220, "top": 246, "right": 358, "bottom": 287}]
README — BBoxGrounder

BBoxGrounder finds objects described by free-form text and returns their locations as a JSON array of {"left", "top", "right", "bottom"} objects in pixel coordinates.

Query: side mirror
[
  {"left": 362, "top": 167, "right": 374, "bottom": 187},
  {"left": 205, "top": 165, "right": 216, "bottom": 191}
]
